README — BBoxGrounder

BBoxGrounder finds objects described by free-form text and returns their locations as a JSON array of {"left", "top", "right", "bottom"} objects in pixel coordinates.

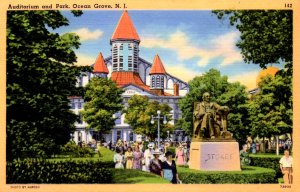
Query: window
[
  {"left": 119, "top": 56, "right": 123, "bottom": 70},
  {"left": 78, "top": 99, "right": 82, "bottom": 109},
  {"left": 161, "top": 77, "right": 164, "bottom": 88},
  {"left": 78, "top": 132, "right": 82, "bottom": 142},
  {"left": 151, "top": 76, "right": 155, "bottom": 88},
  {"left": 112, "top": 45, "right": 118, "bottom": 71},
  {"left": 128, "top": 44, "right": 133, "bottom": 50},
  {"left": 78, "top": 76, "right": 83, "bottom": 87},
  {"left": 128, "top": 55, "right": 132, "bottom": 71},
  {"left": 133, "top": 45, "right": 138, "bottom": 72},
  {"left": 120, "top": 44, "right": 123, "bottom": 50},
  {"left": 71, "top": 99, "right": 75, "bottom": 109},
  {"left": 156, "top": 76, "right": 160, "bottom": 87}
]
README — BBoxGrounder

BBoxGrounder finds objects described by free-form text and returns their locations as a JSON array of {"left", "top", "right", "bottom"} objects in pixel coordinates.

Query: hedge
[
  {"left": 250, "top": 155, "right": 282, "bottom": 179},
  {"left": 178, "top": 166, "right": 276, "bottom": 184},
  {"left": 7, "top": 159, "right": 113, "bottom": 183}
]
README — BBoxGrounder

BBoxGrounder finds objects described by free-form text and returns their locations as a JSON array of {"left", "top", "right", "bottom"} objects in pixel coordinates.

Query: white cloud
[
  {"left": 73, "top": 28, "right": 103, "bottom": 41},
  {"left": 165, "top": 63, "right": 201, "bottom": 82},
  {"left": 141, "top": 31, "right": 242, "bottom": 67},
  {"left": 75, "top": 53, "right": 95, "bottom": 66},
  {"left": 228, "top": 71, "right": 259, "bottom": 90}
]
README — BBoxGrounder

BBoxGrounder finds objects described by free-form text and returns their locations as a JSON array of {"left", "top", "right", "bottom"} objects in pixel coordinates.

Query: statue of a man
[{"left": 193, "top": 92, "right": 229, "bottom": 140}]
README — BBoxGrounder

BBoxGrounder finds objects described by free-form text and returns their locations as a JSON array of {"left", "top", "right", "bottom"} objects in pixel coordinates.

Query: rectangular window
[
  {"left": 78, "top": 100, "right": 82, "bottom": 109},
  {"left": 78, "top": 76, "right": 83, "bottom": 87}
]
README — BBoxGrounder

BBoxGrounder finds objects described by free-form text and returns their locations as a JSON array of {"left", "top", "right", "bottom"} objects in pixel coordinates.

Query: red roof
[
  {"left": 111, "top": 11, "right": 140, "bottom": 41},
  {"left": 149, "top": 54, "right": 166, "bottom": 75},
  {"left": 93, "top": 52, "right": 109, "bottom": 74},
  {"left": 111, "top": 71, "right": 172, "bottom": 96}
]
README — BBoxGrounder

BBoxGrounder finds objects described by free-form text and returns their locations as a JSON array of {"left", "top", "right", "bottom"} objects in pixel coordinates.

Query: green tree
[
  {"left": 213, "top": 10, "right": 292, "bottom": 73},
  {"left": 248, "top": 71, "right": 292, "bottom": 139},
  {"left": 6, "top": 11, "right": 85, "bottom": 160},
  {"left": 81, "top": 77, "right": 124, "bottom": 137},
  {"left": 124, "top": 95, "right": 173, "bottom": 141},
  {"left": 178, "top": 69, "right": 250, "bottom": 144}
]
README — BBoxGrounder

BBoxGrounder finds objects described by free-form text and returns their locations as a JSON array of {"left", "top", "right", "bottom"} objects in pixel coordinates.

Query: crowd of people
[{"left": 112, "top": 139, "right": 189, "bottom": 184}]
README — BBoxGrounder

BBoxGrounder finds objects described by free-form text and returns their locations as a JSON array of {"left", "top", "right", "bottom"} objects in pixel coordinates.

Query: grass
[
  {"left": 177, "top": 165, "right": 275, "bottom": 175},
  {"left": 48, "top": 147, "right": 115, "bottom": 162},
  {"left": 112, "top": 169, "right": 170, "bottom": 184},
  {"left": 278, "top": 178, "right": 284, "bottom": 183},
  {"left": 250, "top": 153, "right": 281, "bottom": 158}
]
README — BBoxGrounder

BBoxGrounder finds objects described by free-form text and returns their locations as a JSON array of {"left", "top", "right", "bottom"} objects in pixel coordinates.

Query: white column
[{"left": 123, "top": 131, "right": 127, "bottom": 141}]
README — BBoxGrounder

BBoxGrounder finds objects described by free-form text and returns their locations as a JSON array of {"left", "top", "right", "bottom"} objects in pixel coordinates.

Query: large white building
[{"left": 69, "top": 11, "right": 189, "bottom": 144}]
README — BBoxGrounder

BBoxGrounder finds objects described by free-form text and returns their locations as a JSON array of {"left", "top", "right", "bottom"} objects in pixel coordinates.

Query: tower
[
  {"left": 93, "top": 52, "right": 109, "bottom": 78},
  {"left": 149, "top": 54, "right": 166, "bottom": 95},
  {"left": 111, "top": 11, "right": 140, "bottom": 73}
]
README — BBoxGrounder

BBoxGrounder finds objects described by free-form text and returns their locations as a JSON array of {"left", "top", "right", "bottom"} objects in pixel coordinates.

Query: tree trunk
[{"left": 276, "top": 135, "right": 279, "bottom": 156}]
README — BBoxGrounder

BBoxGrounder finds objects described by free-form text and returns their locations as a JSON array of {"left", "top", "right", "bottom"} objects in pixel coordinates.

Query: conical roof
[
  {"left": 93, "top": 52, "right": 109, "bottom": 74},
  {"left": 149, "top": 54, "right": 167, "bottom": 75},
  {"left": 111, "top": 11, "right": 140, "bottom": 41}
]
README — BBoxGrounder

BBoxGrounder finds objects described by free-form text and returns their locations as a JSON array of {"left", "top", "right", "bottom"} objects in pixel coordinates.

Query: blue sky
[{"left": 57, "top": 10, "right": 272, "bottom": 90}]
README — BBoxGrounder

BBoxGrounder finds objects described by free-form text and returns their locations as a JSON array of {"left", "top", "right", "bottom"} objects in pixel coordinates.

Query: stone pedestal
[{"left": 189, "top": 141, "right": 241, "bottom": 171}]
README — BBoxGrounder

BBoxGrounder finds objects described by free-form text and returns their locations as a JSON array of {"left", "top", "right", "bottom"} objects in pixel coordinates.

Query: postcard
[{"left": 0, "top": 0, "right": 299, "bottom": 192}]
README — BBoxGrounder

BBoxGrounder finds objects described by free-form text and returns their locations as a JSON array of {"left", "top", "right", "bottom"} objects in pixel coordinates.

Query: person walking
[
  {"left": 280, "top": 149, "right": 293, "bottom": 184},
  {"left": 161, "top": 151, "right": 181, "bottom": 184},
  {"left": 143, "top": 143, "right": 154, "bottom": 172},
  {"left": 175, "top": 144, "right": 185, "bottom": 166},
  {"left": 132, "top": 145, "right": 144, "bottom": 170},
  {"left": 125, "top": 146, "right": 134, "bottom": 169}
]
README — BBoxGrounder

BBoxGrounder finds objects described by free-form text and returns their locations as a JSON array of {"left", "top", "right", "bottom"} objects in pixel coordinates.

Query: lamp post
[{"left": 151, "top": 110, "right": 167, "bottom": 149}]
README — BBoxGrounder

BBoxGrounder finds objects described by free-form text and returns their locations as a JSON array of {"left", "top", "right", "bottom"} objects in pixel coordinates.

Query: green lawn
[
  {"left": 112, "top": 169, "right": 170, "bottom": 184},
  {"left": 177, "top": 165, "right": 274, "bottom": 174}
]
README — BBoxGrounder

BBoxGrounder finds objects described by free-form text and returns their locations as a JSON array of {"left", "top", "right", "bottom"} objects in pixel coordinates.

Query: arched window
[
  {"left": 156, "top": 76, "right": 160, "bottom": 88},
  {"left": 151, "top": 76, "right": 155, "bottom": 88},
  {"left": 161, "top": 76, "right": 164, "bottom": 88}
]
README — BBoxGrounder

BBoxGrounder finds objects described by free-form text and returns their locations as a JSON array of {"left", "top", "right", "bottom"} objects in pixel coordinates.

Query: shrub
[
  {"left": 178, "top": 166, "right": 276, "bottom": 184},
  {"left": 60, "top": 141, "right": 95, "bottom": 157},
  {"left": 7, "top": 159, "right": 113, "bottom": 183},
  {"left": 250, "top": 155, "right": 282, "bottom": 179}
]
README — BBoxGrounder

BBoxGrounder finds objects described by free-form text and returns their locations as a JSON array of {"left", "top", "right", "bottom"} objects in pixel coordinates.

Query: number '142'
[{"left": 285, "top": 3, "right": 292, "bottom": 8}]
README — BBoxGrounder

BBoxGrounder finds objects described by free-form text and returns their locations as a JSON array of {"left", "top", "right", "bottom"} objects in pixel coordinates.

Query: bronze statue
[{"left": 193, "top": 92, "right": 232, "bottom": 141}]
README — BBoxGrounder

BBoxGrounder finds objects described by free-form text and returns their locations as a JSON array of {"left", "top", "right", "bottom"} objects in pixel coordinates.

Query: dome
[{"left": 256, "top": 66, "right": 279, "bottom": 85}]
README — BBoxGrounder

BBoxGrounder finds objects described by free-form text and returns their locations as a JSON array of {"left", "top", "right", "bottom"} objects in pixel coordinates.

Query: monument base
[{"left": 189, "top": 141, "right": 241, "bottom": 171}]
